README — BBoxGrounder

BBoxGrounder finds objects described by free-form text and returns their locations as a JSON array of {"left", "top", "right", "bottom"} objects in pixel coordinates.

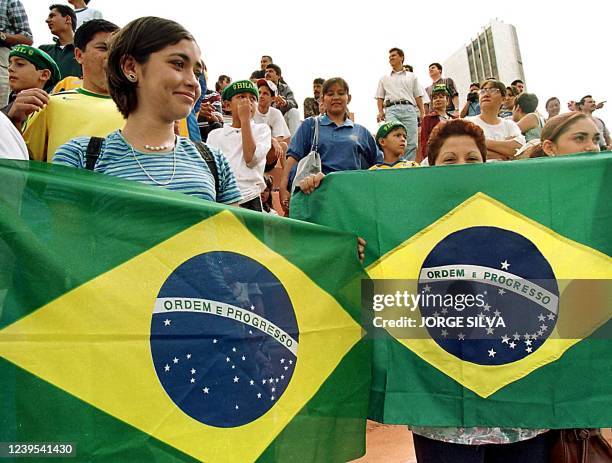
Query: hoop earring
[{"left": 127, "top": 74, "right": 137, "bottom": 82}]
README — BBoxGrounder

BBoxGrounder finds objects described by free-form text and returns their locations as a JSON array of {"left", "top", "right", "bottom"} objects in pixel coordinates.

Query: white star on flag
[
  {"left": 226, "top": 357, "right": 230, "bottom": 362},
  {"left": 213, "top": 339, "right": 218, "bottom": 344},
  {"left": 242, "top": 356, "right": 246, "bottom": 361},
  {"left": 547, "top": 313, "right": 556, "bottom": 320},
  {"left": 249, "top": 380, "right": 254, "bottom": 386},
  {"left": 190, "top": 368, "right": 196, "bottom": 374},
  {"left": 538, "top": 314, "right": 546, "bottom": 322},
  {"left": 233, "top": 376, "right": 239, "bottom": 383},
  {"left": 441, "top": 329, "right": 449, "bottom": 337},
  {"left": 509, "top": 341, "right": 516, "bottom": 349},
  {"left": 164, "top": 319, "right": 171, "bottom": 326},
  {"left": 458, "top": 333, "right": 466, "bottom": 341},
  {"left": 164, "top": 364, "right": 170, "bottom": 372},
  {"left": 423, "top": 285, "right": 431, "bottom": 293},
  {"left": 257, "top": 393, "right": 261, "bottom": 399},
  {"left": 441, "top": 307, "right": 448, "bottom": 314},
  {"left": 494, "top": 310, "right": 501, "bottom": 317},
  {"left": 190, "top": 378, "right": 195, "bottom": 384},
  {"left": 186, "top": 354, "right": 191, "bottom": 359},
  {"left": 486, "top": 327, "right": 494, "bottom": 335},
  {"left": 483, "top": 303, "right": 491, "bottom": 311},
  {"left": 232, "top": 347, "right": 237, "bottom": 352},
  {"left": 498, "top": 289, "right": 506, "bottom": 295},
  {"left": 501, "top": 260, "right": 510, "bottom": 270},
  {"left": 235, "top": 405, "right": 239, "bottom": 410},
  {"left": 280, "top": 359, "right": 285, "bottom": 364},
  {"left": 525, "top": 339, "right": 533, "bottom": 346},
  {"left": 173, "top": 357, "right": 179, "bottom": 364},
  {"left": 271, "top": 396, "right": 275, "bottom": 401},
  {"left": 488, "top": 348, "right": 496, "bottom": 357},
  {"left": 250, "top": 305, "right": 255, "bottom": 310},
  {"left": 526, "top": 346, "right": 533, "bottom": 353},
  {"left": 501, "top": 335, "right": 510, "bottom": 344},
  {"left": 202, "top": 387, "right": 209, "bottom": 394},
  {"left": 540, "top": 324, "right": 548, "bottom": 331},
  {"left": 513, "top": 332, "right": 521, "bottom": 340}
]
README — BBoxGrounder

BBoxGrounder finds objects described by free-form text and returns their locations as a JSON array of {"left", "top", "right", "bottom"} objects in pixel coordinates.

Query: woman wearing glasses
[{"left": 466, "top": 79, "right": 525, "bottom": 161}]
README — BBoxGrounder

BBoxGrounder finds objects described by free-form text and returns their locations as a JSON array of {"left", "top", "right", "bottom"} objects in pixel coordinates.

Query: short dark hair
[
  {"left": 545, "top": 96, "right": 560, "bottom": 109},
  {"left": 403, "top": 64, "right": 413, "bottom": 72},
  {"left": 322, "top": 77, "right": 349, "bottom": 95},
  {"left": 511, "top": 79, "right": 524, "bottom": 86},
  {"left": 215, "top": 75, "right": 231, "bottom": 92},
  {"left": 470, "top": 82, "right": 480, "bottom": 89},
  {"left": 107, "top": 16, "right": 195, "bottom": 118},
  {"left": 313, "top": 77, "right": 324, "bottom": 85},
  {"left": 579, "top": 95, "right": 593, "bottom": 106},
  {"left": 429, "top": 62, "right": 442, "bottom": 71},
  {"left": 74, "top": 19, "right": 119, "bottom": 51},
  {"left": 49, "top": 4, "right": 77, "bottom": 32},
  {"left": 515, "top": 92, "right": 538, "bottom": 114},
  {"left": 261, "top": 55, "right": 273, "bottom": 62},
  {"left": 266, "top": 63, "right": 282, "bottom": 76},
  {"left": 389, "top": 47, "right": 404, "bottom": 60},
  {"left": 427, "top": 119, "right": 487, "bottom": 165}
]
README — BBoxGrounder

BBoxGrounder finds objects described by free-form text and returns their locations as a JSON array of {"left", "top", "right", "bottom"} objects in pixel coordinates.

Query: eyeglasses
[{"left": 479, "top": 88, "right": 501, "bottom": 95}]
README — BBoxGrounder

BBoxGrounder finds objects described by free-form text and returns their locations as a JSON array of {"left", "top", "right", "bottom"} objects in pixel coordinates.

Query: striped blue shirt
[{"left": 53, "top": 130, "right": 242, "bottom": 204}]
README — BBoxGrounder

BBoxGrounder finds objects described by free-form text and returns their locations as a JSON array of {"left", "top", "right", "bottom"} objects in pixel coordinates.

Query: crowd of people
[{"left": 0, "top": 2, "right": 610, "bottom": 462}]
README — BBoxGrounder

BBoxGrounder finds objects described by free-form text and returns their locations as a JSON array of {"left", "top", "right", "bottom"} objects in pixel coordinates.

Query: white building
[{"left": 444, "top": 19, "right": 526, "bottom": 103}]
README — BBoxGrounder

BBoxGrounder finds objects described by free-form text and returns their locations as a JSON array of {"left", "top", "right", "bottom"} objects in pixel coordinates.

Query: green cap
[
  {"left": 9, "top": 45, "right": 61, "bottom": 88},
  {"left": 431, "top": 83, "right": 450, "bottom": 96},
  {"left": 221, "top": 80, "right": 259, "bottom": 101},
  {"left": 376, "top": 121, "right": 406, "bottom": 143}
]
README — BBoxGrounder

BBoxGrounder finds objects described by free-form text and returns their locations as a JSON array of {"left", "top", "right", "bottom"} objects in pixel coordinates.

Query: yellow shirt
[
  {"left": 22, "top": 88, "right": 125, "bottom": 162},
  {"left": 369, "top": 160, "right": 420, "bottom": 170},
  {"left": 52, "top": 76, "right": 83, "bottom": 94}
]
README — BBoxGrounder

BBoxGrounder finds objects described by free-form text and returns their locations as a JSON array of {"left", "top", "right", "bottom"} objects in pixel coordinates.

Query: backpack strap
[
  {"left": 85, "top": 137, "right": 104, "bottom": 170},
  {"left": 194, "top": 141, "right": 220, "bottom": 199}
]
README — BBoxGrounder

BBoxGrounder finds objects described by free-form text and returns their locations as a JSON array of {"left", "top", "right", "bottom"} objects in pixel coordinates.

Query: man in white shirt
[
  {"left": 375, "top": 47, "right": 425, "bottom": 161},
  {"left": 0, "top": 111, "right": 28, "bottom": 159},
  {"left": 466, "top": 79, "right": 525, "bottom": 160},
  {"left": 254, "top": 79, "right": 290, "bottom": 171},
  {"left": 67, "top": 0, "right": 102, "bottom": 29},
  {"left": 207, "top": 80, "right": 271, "bottom": 211}
]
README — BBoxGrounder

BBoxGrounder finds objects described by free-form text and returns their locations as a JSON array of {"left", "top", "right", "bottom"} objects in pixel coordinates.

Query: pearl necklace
[
  {"left": 130, "top": 139, "right": 177, "bottom": 186},
  {"left": 144, "top": 143, "right": 170, "bottom": 151}
]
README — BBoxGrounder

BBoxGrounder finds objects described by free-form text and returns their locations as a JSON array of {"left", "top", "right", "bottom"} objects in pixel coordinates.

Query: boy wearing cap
[
  {"left": 370, "top": 121, "right": 419, "bottom": 169},
  {"left": 417, "top": 84, "right": 456, "bottom": 163},
  {"left": 207, "top": 80, "right": 272, "bottom": 211},
  {"left": 7, "top": 45, "right": 60, "bottom": 95},
  {"left": 254, "top": 79, "right": 290, "bottom": 171}
]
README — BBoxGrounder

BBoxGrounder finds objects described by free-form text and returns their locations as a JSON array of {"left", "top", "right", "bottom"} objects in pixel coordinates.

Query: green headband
[
  {"left": 222, "top": 80, "right": 259, "bottom": 101},
  {"left": 10, "top": 45, "right": 61, "bottom": 87},
  {"left": 376, "top": 121, "right": 406, "bottom": 143}
]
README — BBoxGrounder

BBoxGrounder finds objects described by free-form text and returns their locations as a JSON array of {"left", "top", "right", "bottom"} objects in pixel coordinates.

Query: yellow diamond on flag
[
  {"left": 0, "top": 210, "right": 362, "bottom": 463},
  {"left": 367, "top": 193, "right": 611, "bottom": 398}
]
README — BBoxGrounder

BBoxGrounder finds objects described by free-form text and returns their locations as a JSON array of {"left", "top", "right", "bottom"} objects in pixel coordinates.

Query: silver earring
[{"left": 127, "top": 74, "right": 137, "bottom": 82}]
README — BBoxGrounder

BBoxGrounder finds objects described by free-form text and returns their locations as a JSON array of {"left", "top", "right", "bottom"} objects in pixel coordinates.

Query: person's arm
[
  {"left": 517, "top": 113, "right": 538, "bottom": 134},
  {"left": 485, "top": 139, "right": 522, "bottom": 158},
  {"left": 460, "top": 102, "right": 470, "bottom": 118},
  {"left": 452, "top": 95, "right": 459, "bottom": 112},
  {"left": 236, "top": 100, "right": 256, "bottom": 166},
  {"left": 7, "top": 88, "right": 49, "bottom": 131},
  {"left": 2, "top": 32, "right": 32, "bottom": 46},
  {"left": 4, "top": 2, "right": 33, "bottom": 46},
  {"left": 376, "top": 98, "right": 385, "bottom": 123},
  {"left": 278, "top": 85, "right": 298, "bottom": 111},
  {"left": 415, "top": 96, "right": 425, "bottom": 119},
  {"left": 280, "top": 156, "right": 298, "bottom": 214}
]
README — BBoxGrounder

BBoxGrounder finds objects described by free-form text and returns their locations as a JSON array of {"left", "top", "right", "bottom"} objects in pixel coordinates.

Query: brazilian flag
[
  {"left": 0, "top": 160, "right": 370, "bottom": 462},
  {"left": 292, "top": 153, "right": 612, "bottom": 428}
]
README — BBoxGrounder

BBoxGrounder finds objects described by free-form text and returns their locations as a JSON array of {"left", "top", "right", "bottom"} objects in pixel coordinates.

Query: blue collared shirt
[{"left": 288, "top": 114, "right": 379, "bottom": 175}]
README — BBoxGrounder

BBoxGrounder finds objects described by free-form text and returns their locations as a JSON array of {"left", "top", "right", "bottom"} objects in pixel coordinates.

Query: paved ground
[{"left": 350, "top": 423, "right": 612, "bottom": 463}]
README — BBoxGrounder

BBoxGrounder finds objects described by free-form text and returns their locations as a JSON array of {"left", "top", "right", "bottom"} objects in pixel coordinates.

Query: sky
[{"left": 21, "top": 0, "right": 611, "bottom": 133}]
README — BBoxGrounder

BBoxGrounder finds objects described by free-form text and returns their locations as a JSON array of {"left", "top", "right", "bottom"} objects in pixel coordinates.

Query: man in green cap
[
  {"left": 370, "top": 121, "right": 419, "bottom": 169},
  {"left": 207, "top": 80, "right": 272, "bottom": 211}
]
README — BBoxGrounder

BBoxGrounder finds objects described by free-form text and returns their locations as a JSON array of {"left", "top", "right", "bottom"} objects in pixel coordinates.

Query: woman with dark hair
[
  {"left": 280, "top": 77, "right": 378, "bottom": 211},
  {"left": 53, "top": 16, "right": 241, "bottom": 204},
  {"left": 520, "top": 112, "right": 600, "bottom": 158}
]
